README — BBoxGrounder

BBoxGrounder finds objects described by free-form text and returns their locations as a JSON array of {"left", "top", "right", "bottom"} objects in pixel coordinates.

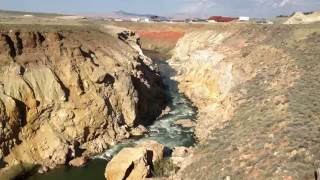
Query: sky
[{"left": 0, "top": 0, "right": 319, "bottom": 18}]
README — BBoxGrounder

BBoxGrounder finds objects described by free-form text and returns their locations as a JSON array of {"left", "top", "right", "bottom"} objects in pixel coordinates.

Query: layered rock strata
[{"left": 0, "top": 26, "right": 166, "bottom": 174}]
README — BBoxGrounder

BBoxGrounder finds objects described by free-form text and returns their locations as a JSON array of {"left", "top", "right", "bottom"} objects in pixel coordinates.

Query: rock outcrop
[
  {"left": 68, "top": 156, "right": 88, "bottom": 167},
  {"left": 105, "top": 147, "right": 150, "bottom": 180},
  {"left": 105, "top": 141, "right": 166, "bottom": 180},
  {"left": 173, "top": 119, "right": 196, "bottom": 128},
  {"left": 168, "top": 25, "right": 320, "bottom": 179},
  {"left": 137, "top": 140, "right": 165, "bottom": 163},
  {"left": 169, "top": 30, "right": 249, "bottom": 142},
  {"left": 0, "top": 26, "right": 166, "bottom": 176}
]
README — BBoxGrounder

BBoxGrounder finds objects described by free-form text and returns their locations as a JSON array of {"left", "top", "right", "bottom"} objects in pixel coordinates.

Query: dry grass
[{"left": 173, "top": 24, "right": 320, "bottom": 179}]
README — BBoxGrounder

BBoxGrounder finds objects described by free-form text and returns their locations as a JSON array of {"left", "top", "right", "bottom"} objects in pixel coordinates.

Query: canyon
[
  {"left": 0, "top": 18, "right": 320, "bottom": 180},
  {"left": 126, "top": 22, "right": 320, "bottom": 179}
]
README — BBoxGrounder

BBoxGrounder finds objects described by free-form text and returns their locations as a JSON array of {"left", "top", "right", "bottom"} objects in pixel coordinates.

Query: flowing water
[{"left": 27, "top": 60, "right": 197, "bottom": 180}]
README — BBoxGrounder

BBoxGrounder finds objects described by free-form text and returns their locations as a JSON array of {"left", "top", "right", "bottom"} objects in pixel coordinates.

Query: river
[{"left": 27, "top": 59, "right": 197, "bottom": 180}]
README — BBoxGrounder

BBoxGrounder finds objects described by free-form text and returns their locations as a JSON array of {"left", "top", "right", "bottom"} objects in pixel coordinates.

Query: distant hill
[
  {"left": 0, "top": 9, "right": 65, "bottom": 17},
  {"left": 114, "top": 10, "right": 157, "bottom": 18},
  {"left": 0, "top": 9, "right": 169, "bottom": 21},
  {"left": 101, "top": 10, "right": 168, "bottom": 20}
]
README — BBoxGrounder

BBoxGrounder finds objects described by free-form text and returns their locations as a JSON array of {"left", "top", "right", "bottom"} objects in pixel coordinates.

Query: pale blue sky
[{"left": 0, "top": 0, "right": 319, "bottom": 17}]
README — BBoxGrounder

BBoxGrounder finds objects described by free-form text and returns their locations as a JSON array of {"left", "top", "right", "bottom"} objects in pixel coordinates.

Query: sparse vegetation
[{"left": 151, "top": 158, "right": 179, "bottom": 177}]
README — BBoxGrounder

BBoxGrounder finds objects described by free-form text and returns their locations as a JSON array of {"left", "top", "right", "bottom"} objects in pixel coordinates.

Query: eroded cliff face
[
  {"left": 169, "top": 30, "right": 254, "bottom": 142},
  {"left": 168, "top": 25, "right": 320, "bottom": 179},
  {"left": 0, "top": 26, "right": 166, "bottom": 172}
]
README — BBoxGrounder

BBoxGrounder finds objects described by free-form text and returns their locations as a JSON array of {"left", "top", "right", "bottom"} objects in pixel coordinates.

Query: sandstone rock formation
[
  {"left": 130, "top": 125, "right": 149, "bottom": 137},
  {"left": 169, "top": 30, "right": 249, "bottom": 142},
  {"left": 0, "top": 26, "right": 166, "bottom": 176},
  {"left": 137, "top": 140, "right": 165, "bottom": 163},
  {"left": 105, "top": 141, "right": 166, "bottom": 180},
  {"left": 105, "top": 147, "right": 150, "bottom": 180}
]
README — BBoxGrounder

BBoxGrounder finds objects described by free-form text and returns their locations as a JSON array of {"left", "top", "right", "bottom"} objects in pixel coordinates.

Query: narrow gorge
[
  {"left": 126, "top": 23, "right": 320, "bottom": 179},
  {"left": 1, "top": 22, "right": 320, "bottom": 180}
]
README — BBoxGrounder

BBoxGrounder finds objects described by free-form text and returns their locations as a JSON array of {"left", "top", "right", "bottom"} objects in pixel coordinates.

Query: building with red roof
[{"left": 208, "top": 16, "right": 238, "bottom": 22}]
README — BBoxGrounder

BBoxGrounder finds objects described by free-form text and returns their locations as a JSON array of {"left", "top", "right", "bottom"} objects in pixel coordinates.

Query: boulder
[
  {"left": 137, "top": 140, "right": 165, "bottom": 163},
  {"left": 105, "top": 147, "right": 150, "bottom": 180},
  {"left": 174, "top": 119, "right": 196, "bottom": 128},
  {"left": 68, "top": 156, "right": 89, "bottom": 167},
  {"left": 131, "top": 125, "right": 149, "bottom": 136},
  {"left": 159, "top": 106, "right": 171, "bottom": 118},
  {"left": 37, "top": 166, "right": 49, "bottom": 174}
]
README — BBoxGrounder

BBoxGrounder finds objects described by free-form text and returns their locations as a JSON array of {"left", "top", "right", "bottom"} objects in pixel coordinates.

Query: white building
[
  {"left": 23, "top": 14, "right": 34, "bottom": 17},
  {"left": 142, "top": 18, "right": 150, "bottom": 22},
  {"left": 114, "top": 18, "right": 124, "bottom": 22},
  {"left": 208, "top": 20, "right": 217, "bottom": 23},
  {"left": 56, "top": 16, "right": 87, "bottom": 20},
  {"left": 239, "top": 16, "right": 250, "bottom": 21},
  {"left": 130, "top": 18, "right": 140, "bottom": 22}
]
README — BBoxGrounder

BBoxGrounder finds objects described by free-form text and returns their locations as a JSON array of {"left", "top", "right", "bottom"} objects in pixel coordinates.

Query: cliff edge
[{"left": 0, "top": 25, "right": 166, "bottom": 177}]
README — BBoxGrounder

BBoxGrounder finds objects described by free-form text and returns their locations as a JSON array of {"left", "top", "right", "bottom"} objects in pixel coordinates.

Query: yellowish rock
[
  {"left": 137, "top": 140, "right": 165, "bottom": 163},
  {"left": 105, "top": 147, "right": 150, "bottom": 180}
]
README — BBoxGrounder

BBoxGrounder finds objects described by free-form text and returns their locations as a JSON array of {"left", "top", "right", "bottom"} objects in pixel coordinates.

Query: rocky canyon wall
[
  {"left": 168, "top": 24, "right": 320, "bottom": 179},
  {"left": 0, "top": 25, "right": 166, "bottom": 175}
]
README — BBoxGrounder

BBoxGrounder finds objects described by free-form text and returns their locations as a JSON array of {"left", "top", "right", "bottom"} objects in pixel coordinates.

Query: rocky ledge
[{"left": 0, "top": 25, "right": 166, "bottom": 177}]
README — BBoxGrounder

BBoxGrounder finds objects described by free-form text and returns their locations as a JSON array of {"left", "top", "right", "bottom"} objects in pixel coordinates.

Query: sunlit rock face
[
  {"left": 168, "top": 30, "right": 251, "bottom": 142},
  {"left": 0, "top": 27, "right": 166, "bottom": 170}
]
